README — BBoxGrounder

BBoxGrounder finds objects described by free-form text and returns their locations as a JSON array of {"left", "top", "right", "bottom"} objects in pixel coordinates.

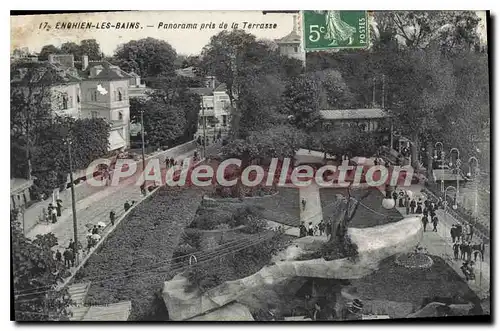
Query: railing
[{"left": 423, "top": 182, "right": 490, "bottom": 242}]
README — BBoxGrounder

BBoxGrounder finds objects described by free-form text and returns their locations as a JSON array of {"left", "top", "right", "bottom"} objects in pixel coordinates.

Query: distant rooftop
[
  {"left": 175, "top": 66, "right": 196, "bottom": 78},
  {"left": 276, "top": 29, "right": 301, "bottom": 44},
  {"left": 79, "top": 61, "right": 132, "bottom": 81},
  {"left": 189, "top": 87, "right": 213, "bottom": 96},
  {"left": 320, "top": 109, "right": 391, "bottom": 120}
]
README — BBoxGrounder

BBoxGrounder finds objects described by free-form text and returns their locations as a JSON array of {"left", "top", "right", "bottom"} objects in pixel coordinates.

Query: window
[
  {"left": 61, "top": 94, "right": 68, "bottom": 109},
  {"left": 89, "top": 89, "right": 98, "bottom": 102},
  {"left": 118, "top": 90, "right": 123, "bottom": 101},
  {"left": 91, "top": 111, "right": 99, "bottom": 118},
  {"left": 294, "top": 46, "right": 298, "bottom": 52},
  {"left": 222, "top": 115, "right": 227, "bottom": 126},
  {"left": 77, "top": 94, "right": 80, "bottom": 103},
  {"left": 118, "top": 112, "right": 123, "bottom": 120}
]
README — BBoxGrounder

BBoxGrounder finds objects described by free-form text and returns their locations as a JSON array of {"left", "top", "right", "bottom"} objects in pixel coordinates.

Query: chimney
[
  {"left": 82, "top": 55, "right": 89, "bottom": 71},
  {"left": 292, "top": 14, "right": 298, "bottom": 33}
]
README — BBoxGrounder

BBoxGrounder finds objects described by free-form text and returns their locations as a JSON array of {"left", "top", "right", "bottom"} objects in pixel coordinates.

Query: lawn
[
  {"left": 320, "top": 187, "right": 403, "bottom": 228},
  {"left": 242, "top": 255, "right": 482, "bottom": 320},
  {"left": 349, "top": 255, "right": 482, "bottom": 311},
  {"left": 247, "top": 187, "right": 301, "bottom": 226},
  {"left": 72, "top": 186, "right": 205, "bottom": 321}
]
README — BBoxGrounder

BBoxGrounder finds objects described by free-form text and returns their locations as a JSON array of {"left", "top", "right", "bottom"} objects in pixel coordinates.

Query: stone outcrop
[{"left": 163, "top": 217, "right": 423, "bottom": 321}]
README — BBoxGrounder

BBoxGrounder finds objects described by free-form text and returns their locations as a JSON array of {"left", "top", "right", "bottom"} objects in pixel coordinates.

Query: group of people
[
  {"left": 453, "top": 239, "right": 485, "bottom": 262},
  {"left": 54, "top": 239, "right": 80, "bottom": 269},
  {"left": 40, "top": 199, "right": 63, "bottom": 224},
  {"left": 165, "top": 157, "right": 177, "bottom": 168},
  {"left": 299, "top": 220, "right": 326, "bottom": 238}
]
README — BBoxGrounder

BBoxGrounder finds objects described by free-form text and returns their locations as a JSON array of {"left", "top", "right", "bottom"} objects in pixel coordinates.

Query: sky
[{"left": 11, "top": 11, "right": 488, "bottom": 56}]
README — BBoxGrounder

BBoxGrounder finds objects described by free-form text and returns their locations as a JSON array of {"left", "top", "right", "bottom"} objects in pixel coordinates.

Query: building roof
[
  {"left": 189, "top": 87, "right": 213, "bottom": 96},
  {"left": 276, "top": 29, "right": 301, "bottom": 44},
  {"left": 11, "top": 61, "right": 81, "bottom": 86},
  {"left": 10, "top": 178, "right": 33, "bottom": 195},
  {"left": 79, "top": 61, "right": 132, "bottom": 81},
  {"left": 175, "top": 66, "right": 196, "bottom": 78},
  {"left": 320, "top": 108, "right": 391, "bottom": 120},
  {"left": 214, "top": 83, "right": 227, "bottom": 92}
]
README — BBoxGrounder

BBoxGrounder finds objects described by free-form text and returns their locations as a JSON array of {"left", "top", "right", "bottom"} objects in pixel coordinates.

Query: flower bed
[
  {"left": 395, "top": 253, "right": 434, "bottom": 269},
  {"left": 72, "top": 186, "right": 205, "bottom": 321}
]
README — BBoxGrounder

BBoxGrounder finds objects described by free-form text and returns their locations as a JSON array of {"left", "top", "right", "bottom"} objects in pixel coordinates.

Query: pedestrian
[
  {"left": 460, "top": 240, "right": 466, "bottom": 260},
  {"left": 421, "top": 215, "right": 429, "bottom": 232},
  {"left": 410, "top": 199, "right": 416, "bottom": 214},
  {"left": 140, "top": 184, "right": 147, "bottom": 196},
  {"left": 51, "top": 206, "right": 58, "bottom": 223},
  {"left": 63, "top": 249, "right": 71, "bottom": 268},
  {"left": 307, "top": 222, "right": 314, "bottom": 236},
  {"left": 456, "top": 224, "right": 463, "bottom": 242},
  {"left": 56, "top": 199, "right": 63, "bottom": 217},
  {"left": 450, "top": 225, "right": 457, "bottom": 243},
  {"left": 42, "top": 208, "right": 49, "bottom": 224},
  {"left": 415, "top": 198, "right": 423, "bottom": 214},
  {"left": 124, "top": 201, "right": 131, "bottom": 212},
  {"left": 299, "top": 223, "right": 307, "bottom": 238},
  {"left": 392, "top": 191, "right": 398, "bottom": 203},
  {"left": 109, "top": 210, "right": 116, "bottom": 226},
  {"left": 473, "top": 242, "right": 480, "bottom": 261},
  {"left": 68, "top": 239, "right": 75, "bottom": 251},
  {"left": 55, "top": 249, "right": 62, "bottom": 262},
  {"left": 453, "top": 242, "right": 459, "bottom": 260},
  {"left": 92, "top": 225, "right": 99, "bottom": 235},
  {"left": 301, "top": 198, "right": 307, "bottom": 211},
  {"left": 405, "top": 195, "right": 410, "bottom": 215},
  {"left": 432, "top": 215, "right": 439, "bottom": 232},
  {"left": 467, "top": 224, "right": 474, "bottom": 241},
  {"left": 398, "top": 191, "right": 405, "bottom": 207},
  {"left": 465, "top": 242, "right": 472, "bottom": 261},
  {"left": 67, "top": 249, "right": 75, "bottom": 267},
  {"left": 318, "top": 220, "right": 325, "bottom": 236},
  {"left": 480, "top": 241, "right": 485, "bottom": 261}
]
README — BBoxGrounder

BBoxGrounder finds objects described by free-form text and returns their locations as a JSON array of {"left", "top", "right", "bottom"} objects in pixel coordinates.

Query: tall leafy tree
[
  {"left": 79, "top": 39, "right": 102, "bottom": 60},
  {"left": 282, "top": 75, "right": 322, "bottom": 133},
  {"left": 11, "top": 210, "right": 73, "bottom": 321},
  {"left": 38, "top": 45, "right": 60, "bottom": 61},
  {"left": 60, "top": 42, "right": 81, "bottom": 58},
  {"left": 112, "top": 38, "right": 177, "bottom": 78}
]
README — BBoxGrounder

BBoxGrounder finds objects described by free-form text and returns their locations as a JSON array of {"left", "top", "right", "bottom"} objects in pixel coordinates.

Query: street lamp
[
  {"left": 62, "top": 133, "right": 79, "bottom": 266},
  {"left": 468, "top": 156, "right": 480, "bottom": 224},
  {"left": 445, "top": 186, "right": 458, "bottom": 210},
  {"left": 449, "top": 148, "right": 461, "bottom": 204},
  {"left": 434, "top": 142, "right": 444, "bottom": 193}
]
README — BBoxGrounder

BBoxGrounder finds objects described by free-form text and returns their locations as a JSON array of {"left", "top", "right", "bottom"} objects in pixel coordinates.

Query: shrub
[
  {"left": 297, "top": 233, "right": 359, "bottom": 261},
  {"left": 185, "top": 232, "right": 291, "bottom": 293}
]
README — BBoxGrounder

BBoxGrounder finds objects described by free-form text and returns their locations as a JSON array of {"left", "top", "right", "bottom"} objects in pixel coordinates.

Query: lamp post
[
  {"left": 64, "top": 135, "right": 79, "bottom": 266},
  {"left": 449, "top": 148, "right": 461, "bottom": 204},
  {"left": 434, "top": 142, "right": 444, "bottom": 193},
  {"left": 445, "top": 186, "right": 458, "bottom": 210},
  {"left": 468, "top": 156, "right": 480, "bottom": 225}
]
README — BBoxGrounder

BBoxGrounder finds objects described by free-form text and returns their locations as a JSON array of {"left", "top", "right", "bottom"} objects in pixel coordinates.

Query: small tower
[{"left": 275, "top": 14, "right": 305, "bottom": 64}]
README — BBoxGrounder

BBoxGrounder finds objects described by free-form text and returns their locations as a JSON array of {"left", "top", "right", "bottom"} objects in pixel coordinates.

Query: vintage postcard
[{"left": 10, "top": 10, "right": 490, "bottom": 322}]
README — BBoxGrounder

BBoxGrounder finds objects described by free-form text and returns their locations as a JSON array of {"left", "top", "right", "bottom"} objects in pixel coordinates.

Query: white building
[{"left": 190, "top": 78, "right": 231, "bottom": 139}]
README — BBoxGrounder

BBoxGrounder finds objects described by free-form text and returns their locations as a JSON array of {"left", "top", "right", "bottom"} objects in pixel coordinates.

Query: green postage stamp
[{"left": 302, "top": 10, "right": 369, "bottom": 51}]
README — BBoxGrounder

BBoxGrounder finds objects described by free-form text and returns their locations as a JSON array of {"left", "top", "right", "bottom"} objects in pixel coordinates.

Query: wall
[{"left": 51, "top": 83, "right": 81, "bottom": 118}]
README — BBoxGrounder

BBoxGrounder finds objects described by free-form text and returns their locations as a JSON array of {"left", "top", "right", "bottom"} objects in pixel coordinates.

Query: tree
[
  {"left": 38, "top": 45, "right": 60, "bottom": 61},
  {"left": 372, "top": 11, "right": 481, "bottom": 51},
  {"left": 112, "top": 38, "right": 177, "bottom": 78},
  {"left": 310, "top": 69, "right": 356, "bottom": 109},
  {"left": 282, "top": 75, "right": 322, "bottom": 133},
  {"left": 60, "top": 42, "right": 81, "bottom": 58},
  {"left": 80, "top": 39, "right": 102, "bottom": 60},
  {"left": 129, "top": 97, "right": 185, "bottom": 148},
  {"left": 11, "top": 210, "right": 73, "bottom": 321},
  {"left": 319, "top": 126, "right": 378, "bottom": 159}
]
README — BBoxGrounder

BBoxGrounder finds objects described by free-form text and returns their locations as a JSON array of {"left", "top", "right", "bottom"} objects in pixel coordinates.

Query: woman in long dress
[{"left": 324, "top": 11, "right": 356, "bottom": 45}]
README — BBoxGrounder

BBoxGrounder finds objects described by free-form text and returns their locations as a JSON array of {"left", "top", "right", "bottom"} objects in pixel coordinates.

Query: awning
[{"left": 109, "top": 129, "right": 126, "bottom": 151}]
